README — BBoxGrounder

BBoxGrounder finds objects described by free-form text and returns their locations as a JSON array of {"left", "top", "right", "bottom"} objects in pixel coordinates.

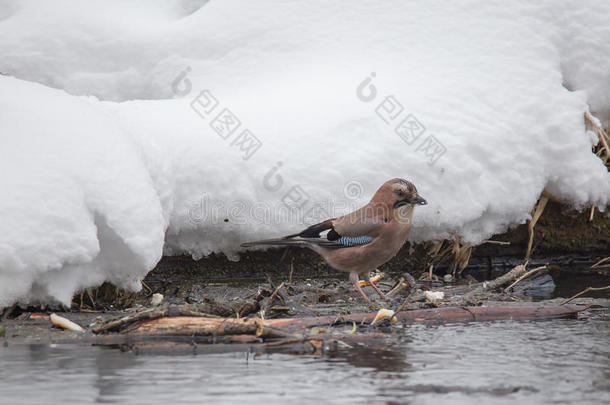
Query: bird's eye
[{"left": 396, "top": 189, "right": 405, "bottom": 197}]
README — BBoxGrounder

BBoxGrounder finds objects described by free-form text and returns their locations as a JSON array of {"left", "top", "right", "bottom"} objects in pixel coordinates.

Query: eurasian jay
[{"left": 241, "top": 178, "right": 427, "bottom": 303}]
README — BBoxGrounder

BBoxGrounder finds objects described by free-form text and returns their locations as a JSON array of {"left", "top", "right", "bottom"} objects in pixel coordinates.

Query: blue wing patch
[{"left": 337, "top": 236, "right": 374, "bottom": 247}]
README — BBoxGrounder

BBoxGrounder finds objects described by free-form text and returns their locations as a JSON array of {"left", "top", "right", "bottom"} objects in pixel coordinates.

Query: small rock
[
  {"left": 151, "top": 293, "right": 164, "bottom": 306},
  {"left": 443, "top": 274, "right": 453, "bottom": 283}
]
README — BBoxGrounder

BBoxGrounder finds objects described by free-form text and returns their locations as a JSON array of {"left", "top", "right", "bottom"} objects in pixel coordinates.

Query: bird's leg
[
  {"left": 349, "top": 272, "right": 371, "bottom": 303},
  {"left": 358, "top": 270, "right": 383, "bottom": 287},
  {"left": 363, "top": 271, "right": 386, "bottom": 300}
]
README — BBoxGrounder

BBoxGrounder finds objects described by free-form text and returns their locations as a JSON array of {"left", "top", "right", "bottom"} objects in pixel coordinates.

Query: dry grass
[
  {"left": 420, "top": 235, "right": 474, "bottom": 278},
  {"left": 74, "top": 282, "right": 148, "bottom": 310},
  {"left": 585, "top": 112, "right": 610, "bottom": 167},
  {"left": 525, "top": 193, "right": 549, "bottom": 263}
]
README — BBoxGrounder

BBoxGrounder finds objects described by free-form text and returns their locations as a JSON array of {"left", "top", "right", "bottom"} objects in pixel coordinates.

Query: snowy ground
[{"left": 1, "top": 0, "right": 609, "bottom": 306}]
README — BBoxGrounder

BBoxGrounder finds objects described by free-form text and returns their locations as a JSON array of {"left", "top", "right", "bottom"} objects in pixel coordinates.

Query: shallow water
[{"left": 1, "top": 310, "right": 608, "bottom": 405}]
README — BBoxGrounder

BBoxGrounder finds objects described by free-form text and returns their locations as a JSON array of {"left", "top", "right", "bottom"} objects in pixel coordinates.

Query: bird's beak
[
  {"left": 413, "top": 195, "right": 427, "bottom": 205},
  {"left": 393, "top": 195, "right": 427, "bottom": 208}
]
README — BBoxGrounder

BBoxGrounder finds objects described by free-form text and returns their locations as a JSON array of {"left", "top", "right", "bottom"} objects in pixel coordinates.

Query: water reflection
[
  {"left": 328, "top": 344, "right": 410, "bottom": 372},
  {"left": 93, "top": 347, "right": 140, "bottom": 402}
]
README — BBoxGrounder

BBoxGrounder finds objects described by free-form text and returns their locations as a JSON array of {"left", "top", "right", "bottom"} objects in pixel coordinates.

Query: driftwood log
[
  {"left": 50, "top": 303, "right": 585, "bottom": 353},
  {"left": 91, "top": 304, "right": 585, "bottom": 337}
]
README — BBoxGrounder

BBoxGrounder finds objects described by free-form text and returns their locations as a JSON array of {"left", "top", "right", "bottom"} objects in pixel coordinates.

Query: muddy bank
[{"left": 2, "top": 263, "right": 608, "bottom": 349}]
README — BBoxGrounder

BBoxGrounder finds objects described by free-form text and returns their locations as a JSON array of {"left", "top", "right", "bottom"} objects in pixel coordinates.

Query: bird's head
[{"left": 378, "top": 178, "right": 427, "bottom": 209}]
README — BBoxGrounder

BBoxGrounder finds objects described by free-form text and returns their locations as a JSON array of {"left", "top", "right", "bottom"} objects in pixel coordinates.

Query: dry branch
[
  {"left": 559, "top": 285, "right": 610, "bottom": 306},
  {"left": 504, "top": 265, "right": 548, "bottom": 291},
  {"left": 591, "top": 256, "right": 610, "bottom": 268},
  {"left": 91, "top": 298, "right": 257, "bottom": 333},
  {"left": 462, "top": 265, "right": 527, "bottom": 297}
]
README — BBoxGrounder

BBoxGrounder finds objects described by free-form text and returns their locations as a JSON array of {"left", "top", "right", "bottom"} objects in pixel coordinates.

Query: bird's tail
[
  {"left": 241, "top": 236, "right": 339, "bottom": 248},
  {"left": 240, "top": 237, "right": 310, "bottom": 248}
]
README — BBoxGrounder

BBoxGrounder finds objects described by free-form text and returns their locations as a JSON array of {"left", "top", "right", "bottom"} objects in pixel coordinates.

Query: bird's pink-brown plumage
[{"left": 241, "top": 178, "right": 427, "bottom": 302}]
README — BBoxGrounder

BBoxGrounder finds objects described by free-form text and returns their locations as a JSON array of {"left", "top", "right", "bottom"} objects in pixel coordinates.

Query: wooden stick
[
  {"left": 591, "top": 256, "right": 610, "bottom": 268},
  {"left": 91, "top": 299, "right": 252, "bottom": 333},
  {"left": 483, "top": 240, "right": 511, "bottom": 245},
  {"left": 270, "top": 281, "right": 285, "bottom": 299},
  {"left": 386, "top": 277, "right": 406, "bottom": 297},
  {"left": 402, "top": 272, "right": 417, "bottom": 288},
  {"left": 288, "top": 258, "right": 294, "bottom": 284},
  {"left": 559, "top": 285, "right": 610, "bottom": 306},
  {"left": 504, "top": 265, "right": 548, "bottom": 291},
  {"left": 463, "top": 264, "right": 527, "bottom": 297}
]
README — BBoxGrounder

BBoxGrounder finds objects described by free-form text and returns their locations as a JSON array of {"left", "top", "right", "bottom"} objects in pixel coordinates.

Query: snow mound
[
  {"left": 0, "top": 78, "right": 165, "bottom": 305},
  {"left": 0, "top": 1, "right": 609, "bottom": 306}
]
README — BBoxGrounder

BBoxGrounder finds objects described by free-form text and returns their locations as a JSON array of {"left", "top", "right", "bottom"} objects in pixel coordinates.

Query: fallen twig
[
  {"left": 591, "top": 256, "right": 610, "bottom": 268},
  {"left": 386, "top": 277, "right": 406, "bottom": 297},
  {"left": 262, "top": 281, "right": 285, "bottom": 314},
  {"left": 419, "top": 264, "right": 438, "bottom": 281},
  {"left": 483, "top": 240, "right": 511, "bottom": 245},
  {"left": 91, "top": 298, "right": 258, "bottom": 333},
  {"left": 463, "top": 265, "right": 527, "bottom": 297},
  {"left": 403, "top": 272, "right": 417, "bottom": 288},
  {"left": 504, "top": 265, "right": 548, "bottom": 292},
  {"left": 288, "top": 258, "right": 294, "bottom": 284},
  {"left": 559, "top": 285, "right": 610, "bottom": 306}
]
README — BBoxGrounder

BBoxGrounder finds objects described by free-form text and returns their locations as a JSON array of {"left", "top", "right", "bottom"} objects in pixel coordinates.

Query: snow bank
[
  {"left": 0, "top": 0, "right": 609, "bottom": 306},
  {"left": 0, "top": 78, "right": 165, "bottom": 305}
]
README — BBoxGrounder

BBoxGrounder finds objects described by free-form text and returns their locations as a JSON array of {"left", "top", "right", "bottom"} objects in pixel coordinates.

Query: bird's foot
[
  {"left": 358, "top": 272, "right": 383, "bottom": 287},
  {"left": 353, "top": 282, "right": 372, "bottom": 304},
  {"left": 358, "top": 270, "right": 386, "bottom": 299},
  {"left": 369, "top": 281, "right": 387, "bottom": 300}
]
